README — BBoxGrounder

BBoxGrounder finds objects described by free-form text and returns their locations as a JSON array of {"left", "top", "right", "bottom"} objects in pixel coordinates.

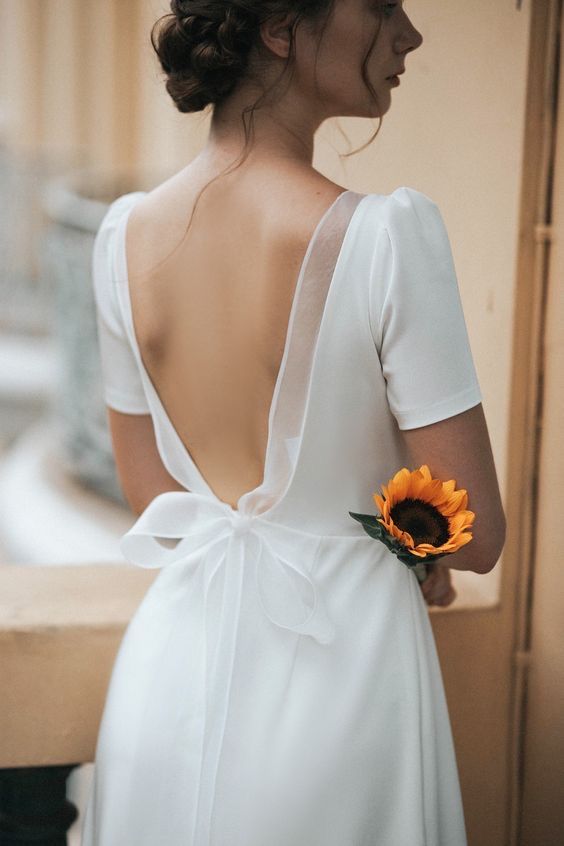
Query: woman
[{"left": 83, "top": 1, "right": 506, "bottom": 843}]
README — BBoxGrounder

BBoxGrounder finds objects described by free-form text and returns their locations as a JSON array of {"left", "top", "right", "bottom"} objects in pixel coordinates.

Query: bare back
[{"left": 124, "top": 163, "right": 346, "bottom": 509}]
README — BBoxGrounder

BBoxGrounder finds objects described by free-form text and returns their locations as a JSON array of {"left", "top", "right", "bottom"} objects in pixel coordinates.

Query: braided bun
[{"left": 151, "top": 1, "right": 260, "bottom": 113}]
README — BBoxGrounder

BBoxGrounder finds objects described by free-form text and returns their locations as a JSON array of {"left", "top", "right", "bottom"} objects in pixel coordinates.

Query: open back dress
[{"left": 82, "top": 185, "right": 482, "bottom": 846}]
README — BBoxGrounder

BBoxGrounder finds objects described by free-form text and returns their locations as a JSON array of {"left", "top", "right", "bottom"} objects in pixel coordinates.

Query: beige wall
[{"left": 0, "top": 0, "right": 43, "bottom": 156}]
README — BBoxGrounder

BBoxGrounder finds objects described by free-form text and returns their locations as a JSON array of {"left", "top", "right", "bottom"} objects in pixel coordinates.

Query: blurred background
[{"left": 0, "top": 1, "right": 562, "bottom": 844}]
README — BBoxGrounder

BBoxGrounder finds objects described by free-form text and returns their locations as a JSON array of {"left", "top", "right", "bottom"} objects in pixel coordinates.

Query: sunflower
[
  {"left": 349, "top": 464, "right": 475, "bottom": 583},
  {"left": 373, "top": 464, "right": 475, "bottom": 559}
]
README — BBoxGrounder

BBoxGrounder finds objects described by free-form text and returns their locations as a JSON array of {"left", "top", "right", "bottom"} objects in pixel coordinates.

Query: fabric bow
[{"left": 119, "top": 490, "right": 336, "bottom": 646}]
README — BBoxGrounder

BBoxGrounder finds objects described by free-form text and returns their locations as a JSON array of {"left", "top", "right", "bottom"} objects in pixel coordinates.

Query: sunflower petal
[
  {"left": 409, "top": 470, "right": 427, "bottom": 498},
  {"left": 415, "top": 543, "right": 440, "bottom": 552},
  {"left": 390, "top": 523, "right": 405, "bottom": 542},
  {"left": 407, "top": 547, "right": 428, "bottom": 558},
  {"left": 401, "top": 530, "right": 415, "bottom": 548},
  {"left": 449, "top": 512, "right": 473, "bottom": 532},
  {"left": 392, "top": 468, "right": 411, "bottom": 502},
  {"left": 441, "top": 489, "right": 468, "bottom": 516},
  {"left": 373, "top": 493, "right": 385, "bottom": 513},
  {"left": 453, "top": 532, "right": 473, "bottom": 548},
  {"left": 420, "top": 479, "right": 444, "bottom": 505}
]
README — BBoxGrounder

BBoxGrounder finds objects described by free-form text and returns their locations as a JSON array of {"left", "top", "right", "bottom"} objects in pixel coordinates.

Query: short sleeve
[
  {"left": 371, "top": 186, "right": 482, "bottom": 430},
  {"left": 92, "top": 193, "right": 151, "bottom": 414}
]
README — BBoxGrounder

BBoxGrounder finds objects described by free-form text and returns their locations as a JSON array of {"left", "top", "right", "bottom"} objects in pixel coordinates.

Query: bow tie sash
[{"left": 119, "top": 491, "right": 336, "bottom": 646}]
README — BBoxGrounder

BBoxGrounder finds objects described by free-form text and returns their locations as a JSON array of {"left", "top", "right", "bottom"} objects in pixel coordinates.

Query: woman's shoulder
[
  {"left": 353, "top": 186, "right": 447, "bottom": 257},
  {"left": 361, "top": 185, "right": 440, "bottom": 222},
  {"left": 92, "top": 191, "right": 148, "bottom": 288},
  {"left": 99, "top": 191, "right": 148, "bottom": 232}
]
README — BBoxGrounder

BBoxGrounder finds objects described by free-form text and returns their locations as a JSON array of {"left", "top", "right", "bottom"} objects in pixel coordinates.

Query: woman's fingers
[
  {"left": 432, "top": 585, "right": 457, "bottom": 606},
  {"left": 420, "top": 562, "right": 457, "bottom": 607}
]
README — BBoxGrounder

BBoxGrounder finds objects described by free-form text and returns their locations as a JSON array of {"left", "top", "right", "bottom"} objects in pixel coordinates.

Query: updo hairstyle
[
  {"left": 146, "top": 1, "right": 385, "bottom": 256},
  {"left": 150, "top": 0, "right": 362, "bottom": 115}
]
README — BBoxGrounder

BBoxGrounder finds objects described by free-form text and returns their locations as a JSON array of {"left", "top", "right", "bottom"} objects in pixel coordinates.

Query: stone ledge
[{"left": 0, "top": 563, "right": 157, "bottom": 767}]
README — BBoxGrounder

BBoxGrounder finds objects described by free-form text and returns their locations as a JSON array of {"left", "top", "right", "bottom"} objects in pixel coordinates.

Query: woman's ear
[{"left": 258, "top": 13, "right": 296, "bottom": 60}]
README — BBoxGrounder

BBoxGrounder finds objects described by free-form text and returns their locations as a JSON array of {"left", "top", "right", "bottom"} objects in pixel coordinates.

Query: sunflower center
[{"left": 389, "top": 497, "right": 450, "bottom": 548}]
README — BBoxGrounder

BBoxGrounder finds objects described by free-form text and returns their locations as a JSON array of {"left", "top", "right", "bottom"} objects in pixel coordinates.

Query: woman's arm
[
  {"left": 107, "top": 408, "right": 188, "bottom": 517},
  {"left": 400, "top": 402, "right": 507, "bottom": 575}
]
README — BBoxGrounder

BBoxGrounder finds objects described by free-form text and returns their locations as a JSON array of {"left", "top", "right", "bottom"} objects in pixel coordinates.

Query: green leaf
[
  {"left": 348, "top": 511, "right": 386, "bottom": 541},
  {"left": 349, "top": 509, "right": 456, "bottom": 584}
]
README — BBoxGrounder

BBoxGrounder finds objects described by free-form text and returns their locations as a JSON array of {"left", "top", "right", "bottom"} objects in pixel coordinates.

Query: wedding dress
[{"left": 81, "top": 185, "right": 481, "bottom": 845}]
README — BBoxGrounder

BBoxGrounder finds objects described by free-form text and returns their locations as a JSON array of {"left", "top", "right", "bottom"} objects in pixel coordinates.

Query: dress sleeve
[
  {"left": 371, "top": 186, "right": 483, "bottom": 430},
  {"left": 92, "top": 193, "right": 151, "bottom": 415}
]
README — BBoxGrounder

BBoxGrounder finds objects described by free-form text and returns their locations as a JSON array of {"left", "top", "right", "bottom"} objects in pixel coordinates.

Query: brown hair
[{"left": 147, "top": 0, "right": 384, "bottom": 264}]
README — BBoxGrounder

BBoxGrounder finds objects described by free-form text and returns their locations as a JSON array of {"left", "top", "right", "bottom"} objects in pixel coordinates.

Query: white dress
[{"left": 82, "top": 185, "right": 482, "bottom": 846}]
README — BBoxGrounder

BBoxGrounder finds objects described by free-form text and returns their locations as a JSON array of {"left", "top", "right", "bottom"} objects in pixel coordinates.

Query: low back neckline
[{"left": 116, "top": 188, "right": 369, "bottom": 518}]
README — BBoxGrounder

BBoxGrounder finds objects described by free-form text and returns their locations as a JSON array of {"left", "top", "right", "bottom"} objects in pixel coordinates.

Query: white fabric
[
  {"left": 92, "top": 193, "right": 151, "bottom": 414},
  {"left": 371, "top": 189, "right": 482, "bottom": 429},
  {"left": 84, "top": 185, "right": 481, "bottom": 845}
]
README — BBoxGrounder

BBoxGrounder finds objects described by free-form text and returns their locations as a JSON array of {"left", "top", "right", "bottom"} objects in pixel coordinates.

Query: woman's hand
[{"left": 419, "top": 560, "right": 457, "bottom": 607}]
